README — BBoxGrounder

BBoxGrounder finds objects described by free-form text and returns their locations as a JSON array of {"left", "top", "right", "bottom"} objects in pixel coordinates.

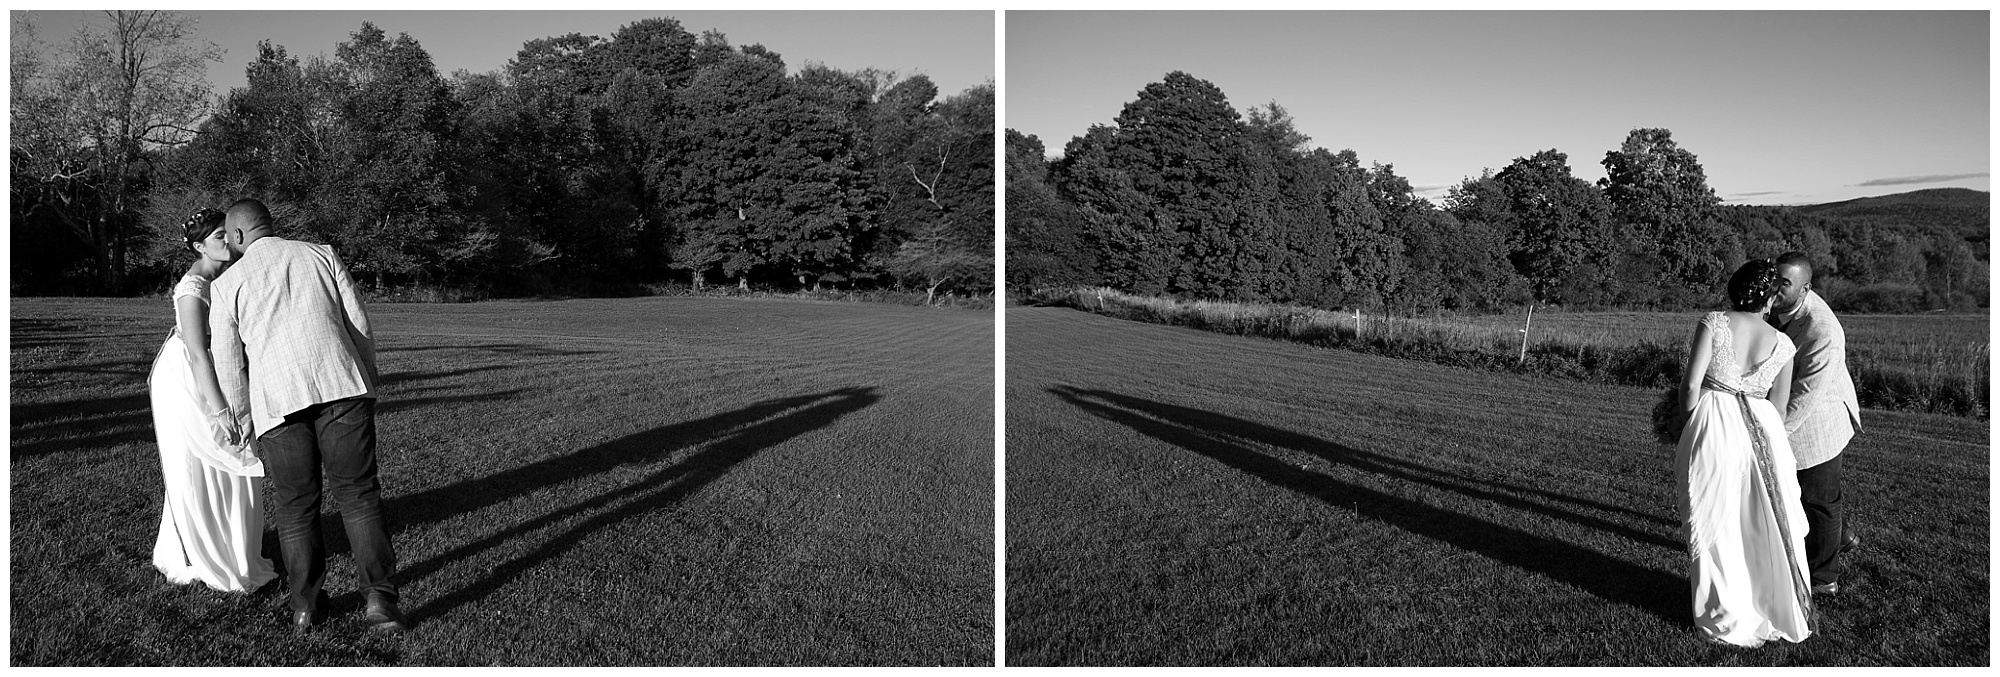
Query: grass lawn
[
  {"left": 11, "top": 296, "right": 993, "bottom": 666},
  {"left": 1004, "top": 304, "right": 1986, "bottom": 666}
]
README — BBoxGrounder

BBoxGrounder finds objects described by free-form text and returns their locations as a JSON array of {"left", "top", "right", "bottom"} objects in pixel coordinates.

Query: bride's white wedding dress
[
  {"left": 148, "top": 273, "right": 278, "bottom": 592},
  {"left": 1675, "top": 311, "right": 1813, "bottom": 647}
]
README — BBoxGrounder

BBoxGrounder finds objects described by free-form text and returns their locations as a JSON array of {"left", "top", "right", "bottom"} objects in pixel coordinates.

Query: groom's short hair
[
  {"left": 226, "top": 198, "right": 273, "bottom": 232},
  {"left": 1775, "top": 251, "right": 1813, "bottom": 279}
]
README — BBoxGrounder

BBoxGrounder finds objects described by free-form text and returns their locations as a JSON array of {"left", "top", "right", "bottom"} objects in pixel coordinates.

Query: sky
[
  {"left": 17, "top": 10, "right": 995, "bottom": 101},
  {"left": 1006, "top": 11, "right": 1989, "bottom": 206}
]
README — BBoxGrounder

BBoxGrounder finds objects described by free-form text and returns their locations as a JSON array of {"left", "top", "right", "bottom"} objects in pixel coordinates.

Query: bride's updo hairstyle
[
  {"left": 1726, "top": 258, "right": 1788, "bottom": 312},
  {"left": 181, "top": 208, "right": 226, "bottom": 253}
]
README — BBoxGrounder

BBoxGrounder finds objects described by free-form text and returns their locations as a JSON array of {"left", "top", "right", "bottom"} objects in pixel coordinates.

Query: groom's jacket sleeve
[
  {"left": 209, "top": 278, "right": 252, "bottom": 415},
  {"left": 330, "top": 249, "right": 378, "bottom": 388},
  {"left": 1783, "top": 313, "right": 1845, "bottom": 435}
]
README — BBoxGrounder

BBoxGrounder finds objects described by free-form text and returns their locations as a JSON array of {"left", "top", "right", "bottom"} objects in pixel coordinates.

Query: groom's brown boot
[{"left": 364, "top": 593, "right": 411, "bottom": 633}]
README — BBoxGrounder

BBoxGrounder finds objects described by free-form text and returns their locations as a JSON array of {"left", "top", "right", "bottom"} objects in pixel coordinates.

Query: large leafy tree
[
  {"left": 1004, "top": 129, "right": 1097, "bottom": 290},
  {"left": 11, "top": 10, "right": 222, "bottom": 293},
  {"left": 923, "top": 82, "right": 996, "bottom": 248},
  {"left": 599, "top": 17, "right": 702, "bottom": 92},
  {"left": 1232, "top": 102, "right": 1306, "bottom": 301},
  {"left": 1451, "top": 149, "right": 1618, "bottom": 304},
  {"left": 22, "top": 14, "right": 995, "bottom": 298},
  {"left": 1109, "top": 71, "right": 1258, "bottom": 298},
  {"left": 317, "top": 23, "right": 461, "bottom": 281},
  {"left": 864, "top": 73, "right": 944, "bottom": 244},
  {"left": 147, "top": 41, "right": 332, "bottom": 279},
  {"left": 665, "top": 47, "right": 877, "bottom": 289},
  {"left": 1599, "top": 128, "right": 1729, "bottom": 291},
  {"left": 1052, "top": 124, "right": 1171, "bottom": 294},
  {"left": 1309, "top": 149, "right": 1400, "bottom": 308},
  {"left": 1371, "top": 163, "right": 1524, "bottom": 310},
  {"left": 847, "top": 73, "right": 993, "bottom": 291}
]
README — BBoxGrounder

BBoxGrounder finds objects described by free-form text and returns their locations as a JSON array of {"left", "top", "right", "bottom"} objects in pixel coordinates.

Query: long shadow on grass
[
  {"left": 8, "top": 363, "right": 528, "bottom": 461},
  {"left": 9, "top": 316, "right": 158, "bottom": 350},
  {"left": 9, "top": 392, "right": 155, "bottom": 459},
  {"left": 390, "top": 387, "right": 880, "bottom": 622},
  {"left": 1051, "top": 386, "right": 1683, "bottom": 623},
  {"left": 378, "top": 342, "right": 606, "bottom": 358},
  {"left": 1052, "top": 387, "right": 1677, "bottom": 547}
]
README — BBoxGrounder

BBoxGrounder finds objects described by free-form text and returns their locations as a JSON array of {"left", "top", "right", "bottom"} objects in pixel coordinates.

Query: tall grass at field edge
[
  {"left": 1035, "top": 287, "right": 1986, "bottom": 419},
  {"left": 259, "top": 280, "right": 994, "bottom": 309}
]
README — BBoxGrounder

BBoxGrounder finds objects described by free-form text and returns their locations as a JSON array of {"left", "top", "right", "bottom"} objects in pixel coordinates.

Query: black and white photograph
[
  {"left": 1004, "top": 10, "right": 1987, "bottom": 666},
  {"left": 10, "top": 9, "right": 995, "bottom": 665}
]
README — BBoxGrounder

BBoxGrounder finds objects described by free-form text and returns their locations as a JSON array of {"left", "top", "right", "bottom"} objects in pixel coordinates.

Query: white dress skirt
[
  {"left": 147, "top": 279, "right": 279, "bottom": 593},
  {"left": 1675, "top": 386, "right": 1814, "bottom": 647}
]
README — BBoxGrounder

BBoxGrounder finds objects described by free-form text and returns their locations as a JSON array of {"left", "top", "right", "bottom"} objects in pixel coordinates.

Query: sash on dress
[{"left": 1701, "top": 375, "right": 1816, "bottom": 632}]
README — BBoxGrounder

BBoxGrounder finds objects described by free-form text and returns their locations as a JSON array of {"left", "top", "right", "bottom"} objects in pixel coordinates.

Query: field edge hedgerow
[{"left": 1027, "top": 287, "right": 1987, "bottom": 419}]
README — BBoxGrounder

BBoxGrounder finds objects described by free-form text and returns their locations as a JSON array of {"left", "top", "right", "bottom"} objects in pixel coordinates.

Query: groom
[
  {"left": 209, "top": 199, "right": 409, "bottom": 632},
  {"left": 1769, "top": 251, "right": 1863, "bottom": 595}
]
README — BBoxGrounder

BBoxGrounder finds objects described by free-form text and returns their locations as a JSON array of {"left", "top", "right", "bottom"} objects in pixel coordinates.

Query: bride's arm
[
  {"left": 1679, "top": 320, "right": 1713, "bottom": 424},
  {"left": 1768, "top": 358, "right": 1796, "bottom": 415},
  {"left": 175, "top": 294, "right": 233, "bottom": 418}
]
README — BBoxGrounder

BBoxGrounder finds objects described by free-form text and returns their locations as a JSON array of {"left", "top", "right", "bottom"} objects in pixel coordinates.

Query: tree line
[
  {"left": 12, "top": 11, "right": 994, "bottom": 299},
  {"left": 1008, "top": 71, "right": 1986, "bottom": 313}
]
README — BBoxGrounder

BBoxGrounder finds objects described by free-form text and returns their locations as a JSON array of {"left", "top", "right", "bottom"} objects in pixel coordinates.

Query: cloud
[
  {"left": 1855, "top": 172, "right": 1989, "bottom": 187},
  {"left": 1728, "top": 191, "right": 1787, "bottom": 197}
]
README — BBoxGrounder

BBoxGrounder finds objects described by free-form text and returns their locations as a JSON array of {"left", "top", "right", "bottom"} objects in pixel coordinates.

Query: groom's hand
[{"left": 207, "top": 407, "right": 244, "bottom": 447}]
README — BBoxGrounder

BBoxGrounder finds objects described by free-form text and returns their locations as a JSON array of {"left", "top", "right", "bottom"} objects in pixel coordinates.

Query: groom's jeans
[
  {"left": 1797, "top": 453, "right": 1846, "bottom": 586},
  {"left": 259, "top": 397, "right": 398, "bottom": 612}
]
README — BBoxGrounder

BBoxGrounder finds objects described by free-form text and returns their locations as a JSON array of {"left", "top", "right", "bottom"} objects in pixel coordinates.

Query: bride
[
  {"left": 1671, "top": 257, "right": 1814, "bottom": 647},
  {"left": 147, "top": 208, "right": 279, "bottom": 592}
]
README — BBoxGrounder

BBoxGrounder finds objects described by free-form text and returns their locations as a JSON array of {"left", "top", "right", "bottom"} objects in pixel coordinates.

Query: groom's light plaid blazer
[
  {"left": 1779, "top": 290, "right": 1860, "bottom": 469},
  {"left": 210, "top": 237, "right": 379, "bottom": 438}
]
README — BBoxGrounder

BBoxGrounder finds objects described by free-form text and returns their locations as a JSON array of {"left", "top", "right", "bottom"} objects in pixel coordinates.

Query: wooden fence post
[{"left": 1517, "top": 303, "right": 1534, "bottom": 364}]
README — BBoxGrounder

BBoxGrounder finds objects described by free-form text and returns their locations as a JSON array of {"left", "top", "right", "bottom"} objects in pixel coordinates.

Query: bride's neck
[{"left": 188, "top": 258, "right": 225, "bottom": 280}]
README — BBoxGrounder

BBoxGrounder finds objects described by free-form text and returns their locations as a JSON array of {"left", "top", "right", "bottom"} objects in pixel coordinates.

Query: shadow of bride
[
  {"left": 1049, "top": 386, "right": 1684, "bottom": 624},
  {"left": 389, "top": 387, "right": 880, "bottom": 622}
]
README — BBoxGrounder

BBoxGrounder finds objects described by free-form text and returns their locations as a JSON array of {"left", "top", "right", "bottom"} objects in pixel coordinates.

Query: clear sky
[
  {"left": 1006, "top": 10, "right": 1989, "bottom": 206},
  {"left": 19, "top": 10, "right": 995, "bottom": 101}
]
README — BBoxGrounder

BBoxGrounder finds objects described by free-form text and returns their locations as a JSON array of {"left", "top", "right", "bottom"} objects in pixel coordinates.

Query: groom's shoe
[
  {"left": 1839, "top": 530, "right": 1861, "bottom": 555},
  {"left": 1811, "top": 581, "right": 1840, "bottom": 596},
  {"left": 290, "top": 591, "right": 330, "bottom": 632},
  {"left": 364, "top": 594, "right": 411, "bottom": 633}
]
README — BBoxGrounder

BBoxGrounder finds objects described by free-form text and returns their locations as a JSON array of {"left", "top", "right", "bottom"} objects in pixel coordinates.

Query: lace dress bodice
[
  {"left": 170, "top": 274, "right": 209, "bottom": 337},
  {"left": 173, "top": 274, "right": 209, "bottom": 303},
  {"left": 1701, "top": 311, "right": 1795, "bottom": 395}
]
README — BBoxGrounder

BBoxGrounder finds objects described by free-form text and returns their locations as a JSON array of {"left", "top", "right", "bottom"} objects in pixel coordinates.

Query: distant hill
[
  {"left": 1715, "top": 187, "right": 1988, "bottom": 311},
  {"left": 1798, "top": 187, "right": 1989, "bottom": 253}
]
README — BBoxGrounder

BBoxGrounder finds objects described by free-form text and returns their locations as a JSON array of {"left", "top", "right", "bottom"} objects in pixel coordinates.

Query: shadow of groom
[
  {"left": 380, "top": 387, "right": 880, "bottom": 622},
  {"left": 1049, "top": 386, "right": 1684, "bottom": 625}
]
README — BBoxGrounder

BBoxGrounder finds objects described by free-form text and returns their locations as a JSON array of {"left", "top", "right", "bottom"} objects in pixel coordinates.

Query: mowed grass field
[
  {"left": 1005, "top": 305, "right": 1986, "bottom": 666},
  {"left": 11, "top": 296, "right": 992, "bottom": 665}
]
